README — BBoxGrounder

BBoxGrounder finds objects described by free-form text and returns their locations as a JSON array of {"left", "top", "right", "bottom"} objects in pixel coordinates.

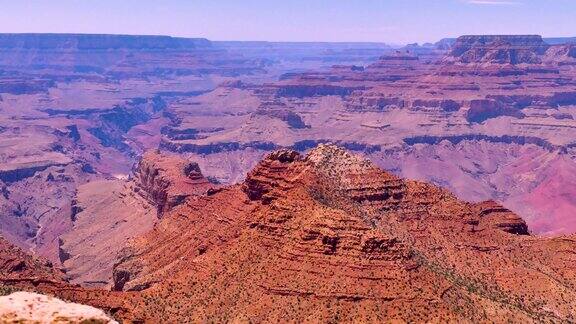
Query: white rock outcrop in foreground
[{"left": 0, "top": 291, "right": 117, "bottom": 323}]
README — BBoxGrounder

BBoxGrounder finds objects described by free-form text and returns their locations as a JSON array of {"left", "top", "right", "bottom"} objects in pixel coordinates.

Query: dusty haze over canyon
[{"left": 0, "top": 31, "right": 575, "bottom": 323}]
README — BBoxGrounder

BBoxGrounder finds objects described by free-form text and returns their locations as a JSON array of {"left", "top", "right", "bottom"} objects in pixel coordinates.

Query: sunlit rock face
[{"left": 109, "top": 145, "right": 576, "bottom": 322}]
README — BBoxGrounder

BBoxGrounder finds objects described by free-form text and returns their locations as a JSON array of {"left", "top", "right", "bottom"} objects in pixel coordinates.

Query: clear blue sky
[{"left": 1, "top": 0, "right": 575, "bottom": 44}]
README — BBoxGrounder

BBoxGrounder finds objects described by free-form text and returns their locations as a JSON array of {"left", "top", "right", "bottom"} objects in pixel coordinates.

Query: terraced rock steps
[{"left": 107, "top": 144, "right": 576, "bottom": 322}]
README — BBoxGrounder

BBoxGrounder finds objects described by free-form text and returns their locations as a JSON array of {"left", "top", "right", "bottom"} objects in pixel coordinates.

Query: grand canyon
[{"left": 1, "top": 30, "right": 576, "bottom": 323}]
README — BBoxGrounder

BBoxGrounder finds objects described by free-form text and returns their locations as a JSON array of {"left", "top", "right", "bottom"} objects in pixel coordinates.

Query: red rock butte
[{"left": 41, "top": 144, "right": 576, "bottom": 322}]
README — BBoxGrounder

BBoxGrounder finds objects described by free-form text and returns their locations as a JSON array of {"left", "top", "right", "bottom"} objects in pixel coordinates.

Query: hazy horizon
[{"left": 1, "top": 0, "right": 575, "bottom": 45}]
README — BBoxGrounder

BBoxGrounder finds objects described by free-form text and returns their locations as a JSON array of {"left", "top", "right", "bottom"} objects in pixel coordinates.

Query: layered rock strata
[{"left": 109, "top": 145, "right": 576, "bottom": 322}]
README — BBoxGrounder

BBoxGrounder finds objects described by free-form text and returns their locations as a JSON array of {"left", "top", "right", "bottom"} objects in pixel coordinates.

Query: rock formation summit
[{"left": 108, "top": 144, "right": 576, "bottom": 323}]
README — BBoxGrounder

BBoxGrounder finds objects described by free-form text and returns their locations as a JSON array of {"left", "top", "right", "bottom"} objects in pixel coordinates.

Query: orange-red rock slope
[{"left": 112, "top": 144, "right": 576, "bottom": 323}]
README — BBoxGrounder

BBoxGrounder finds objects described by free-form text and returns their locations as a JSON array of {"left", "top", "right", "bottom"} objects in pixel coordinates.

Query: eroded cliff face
[
  {"left": 466, "top": 99, "right": 525, "bottom": 123},
  {"left": 109, "top": 145, "right": 576, "bottom": 323},
  {"left": 58, "top": 180, "right": 157, "bottom": 289},
  {"left": 0, "top": 236, "right": 63, "bottom": 283},
  {"left": 56, "top": 151, "right": 217, "bottom": 289},
  {"left": 544, "top": 43, "right": 576, "bottom": 64},
  {"left": 446, "top": 35, "right": 550, "bottom": 64},
  {"left": 132, "top": 150, "right": 214, "bottom": 215}
]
